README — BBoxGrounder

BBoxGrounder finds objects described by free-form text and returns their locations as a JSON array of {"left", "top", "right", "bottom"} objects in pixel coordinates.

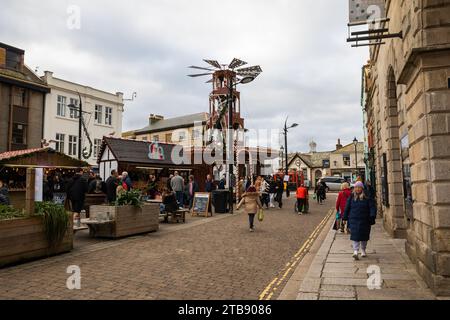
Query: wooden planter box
[
  {"left": 0, "top": 213, "right": 73, "bottom": 268},
  {"left": 88, "top": 204, "right": 159, "bottom": 239}
]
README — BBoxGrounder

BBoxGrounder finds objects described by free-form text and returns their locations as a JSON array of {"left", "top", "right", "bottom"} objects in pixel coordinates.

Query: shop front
[
  {"left": 0, "top": 148, "right": 89, "bottom": 209},
  {"left": 98, "top": 137, "right": 211, "bottom": 195}
]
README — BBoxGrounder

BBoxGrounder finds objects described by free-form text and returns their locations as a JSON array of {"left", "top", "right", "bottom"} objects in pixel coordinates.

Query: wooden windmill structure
[{"left": 188, "top": 59, "right": 262, "bottom": 144}]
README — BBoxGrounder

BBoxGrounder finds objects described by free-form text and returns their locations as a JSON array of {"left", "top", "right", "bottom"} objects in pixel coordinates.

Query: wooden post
[{"left": 25, "top": 168, "right": 35, "bottom": 217}]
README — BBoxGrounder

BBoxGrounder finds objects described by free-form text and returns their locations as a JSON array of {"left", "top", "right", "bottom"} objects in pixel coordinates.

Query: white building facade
[{"left": 42, "top": 71, "right": 124, "bottom": 166}]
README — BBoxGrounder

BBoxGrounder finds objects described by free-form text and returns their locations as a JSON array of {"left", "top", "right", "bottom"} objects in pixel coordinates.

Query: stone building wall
[{"left": 366, "top": 0, "right": 450, "bottom": 295}]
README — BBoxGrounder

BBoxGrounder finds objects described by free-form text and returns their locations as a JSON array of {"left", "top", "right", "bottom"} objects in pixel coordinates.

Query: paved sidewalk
[{"left": 295, "top": 220, "right": 437, "bottom": 300}]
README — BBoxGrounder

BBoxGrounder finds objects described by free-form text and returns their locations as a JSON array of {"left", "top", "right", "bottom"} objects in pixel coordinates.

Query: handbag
[{"left": 258, "top": 208, "right": 264, "bottom": 222}]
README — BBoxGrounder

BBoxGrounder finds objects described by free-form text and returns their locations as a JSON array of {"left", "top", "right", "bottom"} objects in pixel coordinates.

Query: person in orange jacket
[{"left": 296, "top": 184, "right": 309, "bottom": 215}]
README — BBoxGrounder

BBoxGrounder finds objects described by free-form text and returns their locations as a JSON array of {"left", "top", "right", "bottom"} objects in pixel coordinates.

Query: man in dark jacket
[
  {"left": 274, "top": 178, "right": 284, "bottom": 209},
  {"left": 218, "top": 175, "right": 226, "bottom": 190},
  {"left": 187, "top": 175, "right": 199, "bottom": 209},
  {"left": 105, "top": 170, "right": 119, "bottom": 204},
  {"left": 89, "top": 175, "right": 105, "bottom": 194},
  {"left": 0, "top": 179, "right": 10, "bottom": 205},
  {"left": 205, "top": 174, "right": 216, "bottom": 193},
  {"left": 66, "top": 168, "right": 88, "bottom": 213}
]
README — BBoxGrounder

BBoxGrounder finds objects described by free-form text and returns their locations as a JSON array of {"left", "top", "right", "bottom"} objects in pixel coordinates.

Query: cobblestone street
[{"left": 0, "top": 195, "right": 333, "bottom": 300}]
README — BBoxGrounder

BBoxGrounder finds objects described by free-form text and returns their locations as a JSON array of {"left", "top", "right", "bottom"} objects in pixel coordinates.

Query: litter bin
[{"left": 212, "top": 190, "right": 230, "bottom": 214}]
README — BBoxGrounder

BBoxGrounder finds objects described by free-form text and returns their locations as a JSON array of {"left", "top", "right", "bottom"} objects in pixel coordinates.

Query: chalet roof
[
  {"left": 99, "top": 137, "right": 180, "bottom": 165},
  {"left": 332, "top": 142, "right": 364, "bottom": 154},
  {"left": 0, "top": 147, "right": 89, "bottom": 167},
  {"left": 0, "top": 148, "right": 47, "bottom": 161},
  {"left": 135, "top": 112, "right": 209, "bottom": 135}
]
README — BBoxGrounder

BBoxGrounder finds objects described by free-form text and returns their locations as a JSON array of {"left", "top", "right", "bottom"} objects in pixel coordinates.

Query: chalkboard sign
[
  {"left": 53, "top": 193, "right": 67, "bottom": 205},
  {"left": 191, "top": 193, "right": 211, "bottom": 217}
]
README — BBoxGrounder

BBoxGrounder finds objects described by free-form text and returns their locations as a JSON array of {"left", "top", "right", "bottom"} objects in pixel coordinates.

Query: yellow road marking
[{"left": 258, "top": 209, "right": 333, "bottom": 300}]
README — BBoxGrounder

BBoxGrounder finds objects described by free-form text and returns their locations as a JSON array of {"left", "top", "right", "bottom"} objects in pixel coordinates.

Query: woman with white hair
[{"left": 343, "top": 181, "right": 377, "bottom": 260}]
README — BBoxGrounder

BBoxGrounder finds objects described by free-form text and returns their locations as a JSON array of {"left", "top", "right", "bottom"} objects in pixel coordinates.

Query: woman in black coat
[{"left": 343, "top": 181, "right": 377, "bottom": 260}]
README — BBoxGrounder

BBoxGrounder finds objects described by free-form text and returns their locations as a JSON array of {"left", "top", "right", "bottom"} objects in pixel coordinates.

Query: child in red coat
[{"left": 336, "top": 182, "right": 352, "bottom": 232}]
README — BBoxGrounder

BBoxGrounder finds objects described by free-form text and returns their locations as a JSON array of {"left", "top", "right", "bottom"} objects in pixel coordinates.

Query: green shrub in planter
[
  {"left": 0, "top": 205, "right": 25, "bottom": 220},
  {"left": 115, "top": 190, "right": 143, "bottom": 207},
  {"left": 35, "top": 202, "right": 70, "bottom": 247}
]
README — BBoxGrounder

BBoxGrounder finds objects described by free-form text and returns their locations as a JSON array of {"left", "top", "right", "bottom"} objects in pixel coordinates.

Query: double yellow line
[{"left": 258, "top": 209, "right": 334, "bottom": 300}]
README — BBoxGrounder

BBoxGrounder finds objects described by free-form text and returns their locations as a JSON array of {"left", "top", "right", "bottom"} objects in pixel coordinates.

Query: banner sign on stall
[
  {"left": 34, "top": 168, "right": 43, "bottom": 202},
  {"left": 148, "top": 142, "right": 165, "bottom": 161}
]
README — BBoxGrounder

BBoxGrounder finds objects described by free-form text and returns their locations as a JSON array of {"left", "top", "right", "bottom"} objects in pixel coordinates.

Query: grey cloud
[{"left": 0, "top": 0, "right": 367, "bottom": 152}]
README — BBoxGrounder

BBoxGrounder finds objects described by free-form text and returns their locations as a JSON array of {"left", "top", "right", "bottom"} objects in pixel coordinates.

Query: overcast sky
[{"left": 1, "top": 0, "right": 368, "bottom": 153}]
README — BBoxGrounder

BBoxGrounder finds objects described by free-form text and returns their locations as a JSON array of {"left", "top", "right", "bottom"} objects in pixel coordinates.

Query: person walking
[
  {"left": 268, "top": 177, "right": 276, "bottom": 208},
  {"left": 205, "top": 174, "right": 216, "bottom": 214},
  {"left": 343, "top": 181, "right": 377, "bottom": 260},
  {"left": 105, "top": 170, "right": 119, "bottom": 204},
  {"left": 296, "top": 184, "right": 308, "bottom": 215},
  {"left": 237, "top": 178, "right": 244, "bottom": 203},
  {"left": 66, "top": 168, "right": 88, "bottom": 214},
  {"left": 187, "top": 175, "right": 199, "bottom": 209},
  {"left": 260, "top": 177, "right": 270, "bottom": 209},
  {"left": 254, "top": 176, "right": 262, "bottom": 195},
  {"left": 274, "top": 178, "right": 284, "bottom": 209},
  {"left": 52, "top": 174, "right": 66, "bottom": 194},
  {"left": 314, "top": 180, "right": 325, "bottom": 205},
  {"left": 205, "top": 174, "right": 216, "bottom": 193},
  {"left": 167, "top": 174, "right": 174, "bottom": 191},
  {"left": 237, "top": 186, "right": 263, "bottom": 232},
  {"left": 0, "top": 179, "right": 10, "bottom": 205},
  {"left": 122, "top": 171, "right": 132, "bottom": 191},
  {"left": 170, "top": 171, "right": 185, "bottom": 208},
  {"left": 218, "top": 174, "right": 226, "bottom": 190},
  {"left": 364, "top": 180, "right": 376, "bottom": 200},
  {"left": 336, "top": 182, "right": 352, "bottom": 232},
  {"left": 147, "top": 175, "right": 158, "bottom": 199}
]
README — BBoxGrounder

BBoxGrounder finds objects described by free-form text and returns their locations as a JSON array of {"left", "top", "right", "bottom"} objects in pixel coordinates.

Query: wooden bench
[
  {"left": 83, "top": 219, "right": 115, "bottom": 237},
  {"left": 162, "top": 209, "right": 188, "bottom": 224}
]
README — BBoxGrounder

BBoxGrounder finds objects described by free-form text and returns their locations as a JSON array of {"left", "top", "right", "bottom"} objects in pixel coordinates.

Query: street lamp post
[
  {"left": 228, "top": 76, "right": 234, "bottom": 213},
  {"left": 283, "top": 118, "right": 299, "bottom": 197},
  {"left": 227, "top": 75, "right": 256, "bottom": 213},
  {"left": 353, "top": 137, "right": 359, "bottom": 181},
  {"left": 68, "top": 93, "right": 92, "bottom": 161}
]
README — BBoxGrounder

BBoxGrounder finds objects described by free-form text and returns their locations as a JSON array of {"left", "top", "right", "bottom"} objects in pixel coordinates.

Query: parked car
[{"left": 320, "top": 177, "right": 346, "bottom": 192}]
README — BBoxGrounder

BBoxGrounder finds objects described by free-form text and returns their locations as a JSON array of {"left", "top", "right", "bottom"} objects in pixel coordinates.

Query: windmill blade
[
  {"left": 189, "top": 66, "right": 215, "bottom": 71},
  {"left": 206, "top": 79, "right": 213, "bottom": 83},
  {"left": 187, "top": 73, "right": 213, "bottom": 77},
  {"left": 236, "top": 65, "right": 263, "bottom": 75},
  {"left": 229, "top": 58, "right": 247, "bottom": 69},
  {"left": 203, "top": 59, "right": 222, "bottom": 69}
]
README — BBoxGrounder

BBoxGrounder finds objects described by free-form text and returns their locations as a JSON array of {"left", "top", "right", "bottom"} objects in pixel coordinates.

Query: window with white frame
[
  {"left": 68, "top": 135, "right": 78, "bottom": 156},
  {"left": 69, "top": 98, "right": 79, "bottom": 119},
  {"left": 95, "top": 105, "right": 103, "bottom": 124},
  {"left": 105, "top": 107, "right": 112, "bottom": 126},
  {"left": 153, "top": 135, "right": 159, "bottom": 142},
  {"left": 343, "top": 154, "right": 351, "bottom": 167},
  {"left": 57, "top": 95, "right": 66, "bottom": 117},
  {"left": 94, "top": 138, "right": 102, "bottom": 159},
  {"left": 55, "top": 133, "right": 65, "bottom": 153}
]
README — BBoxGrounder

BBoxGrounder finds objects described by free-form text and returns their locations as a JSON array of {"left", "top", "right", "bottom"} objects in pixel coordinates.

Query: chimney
[
  {"left": 336, "top": 139, "right": 343, "bottom": 150},
  {"left": 43, "top": 71, "right": 53, "bottom": 83},
  {"left": 149, "top": 114, "right": 164, "bottom": 125}
]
